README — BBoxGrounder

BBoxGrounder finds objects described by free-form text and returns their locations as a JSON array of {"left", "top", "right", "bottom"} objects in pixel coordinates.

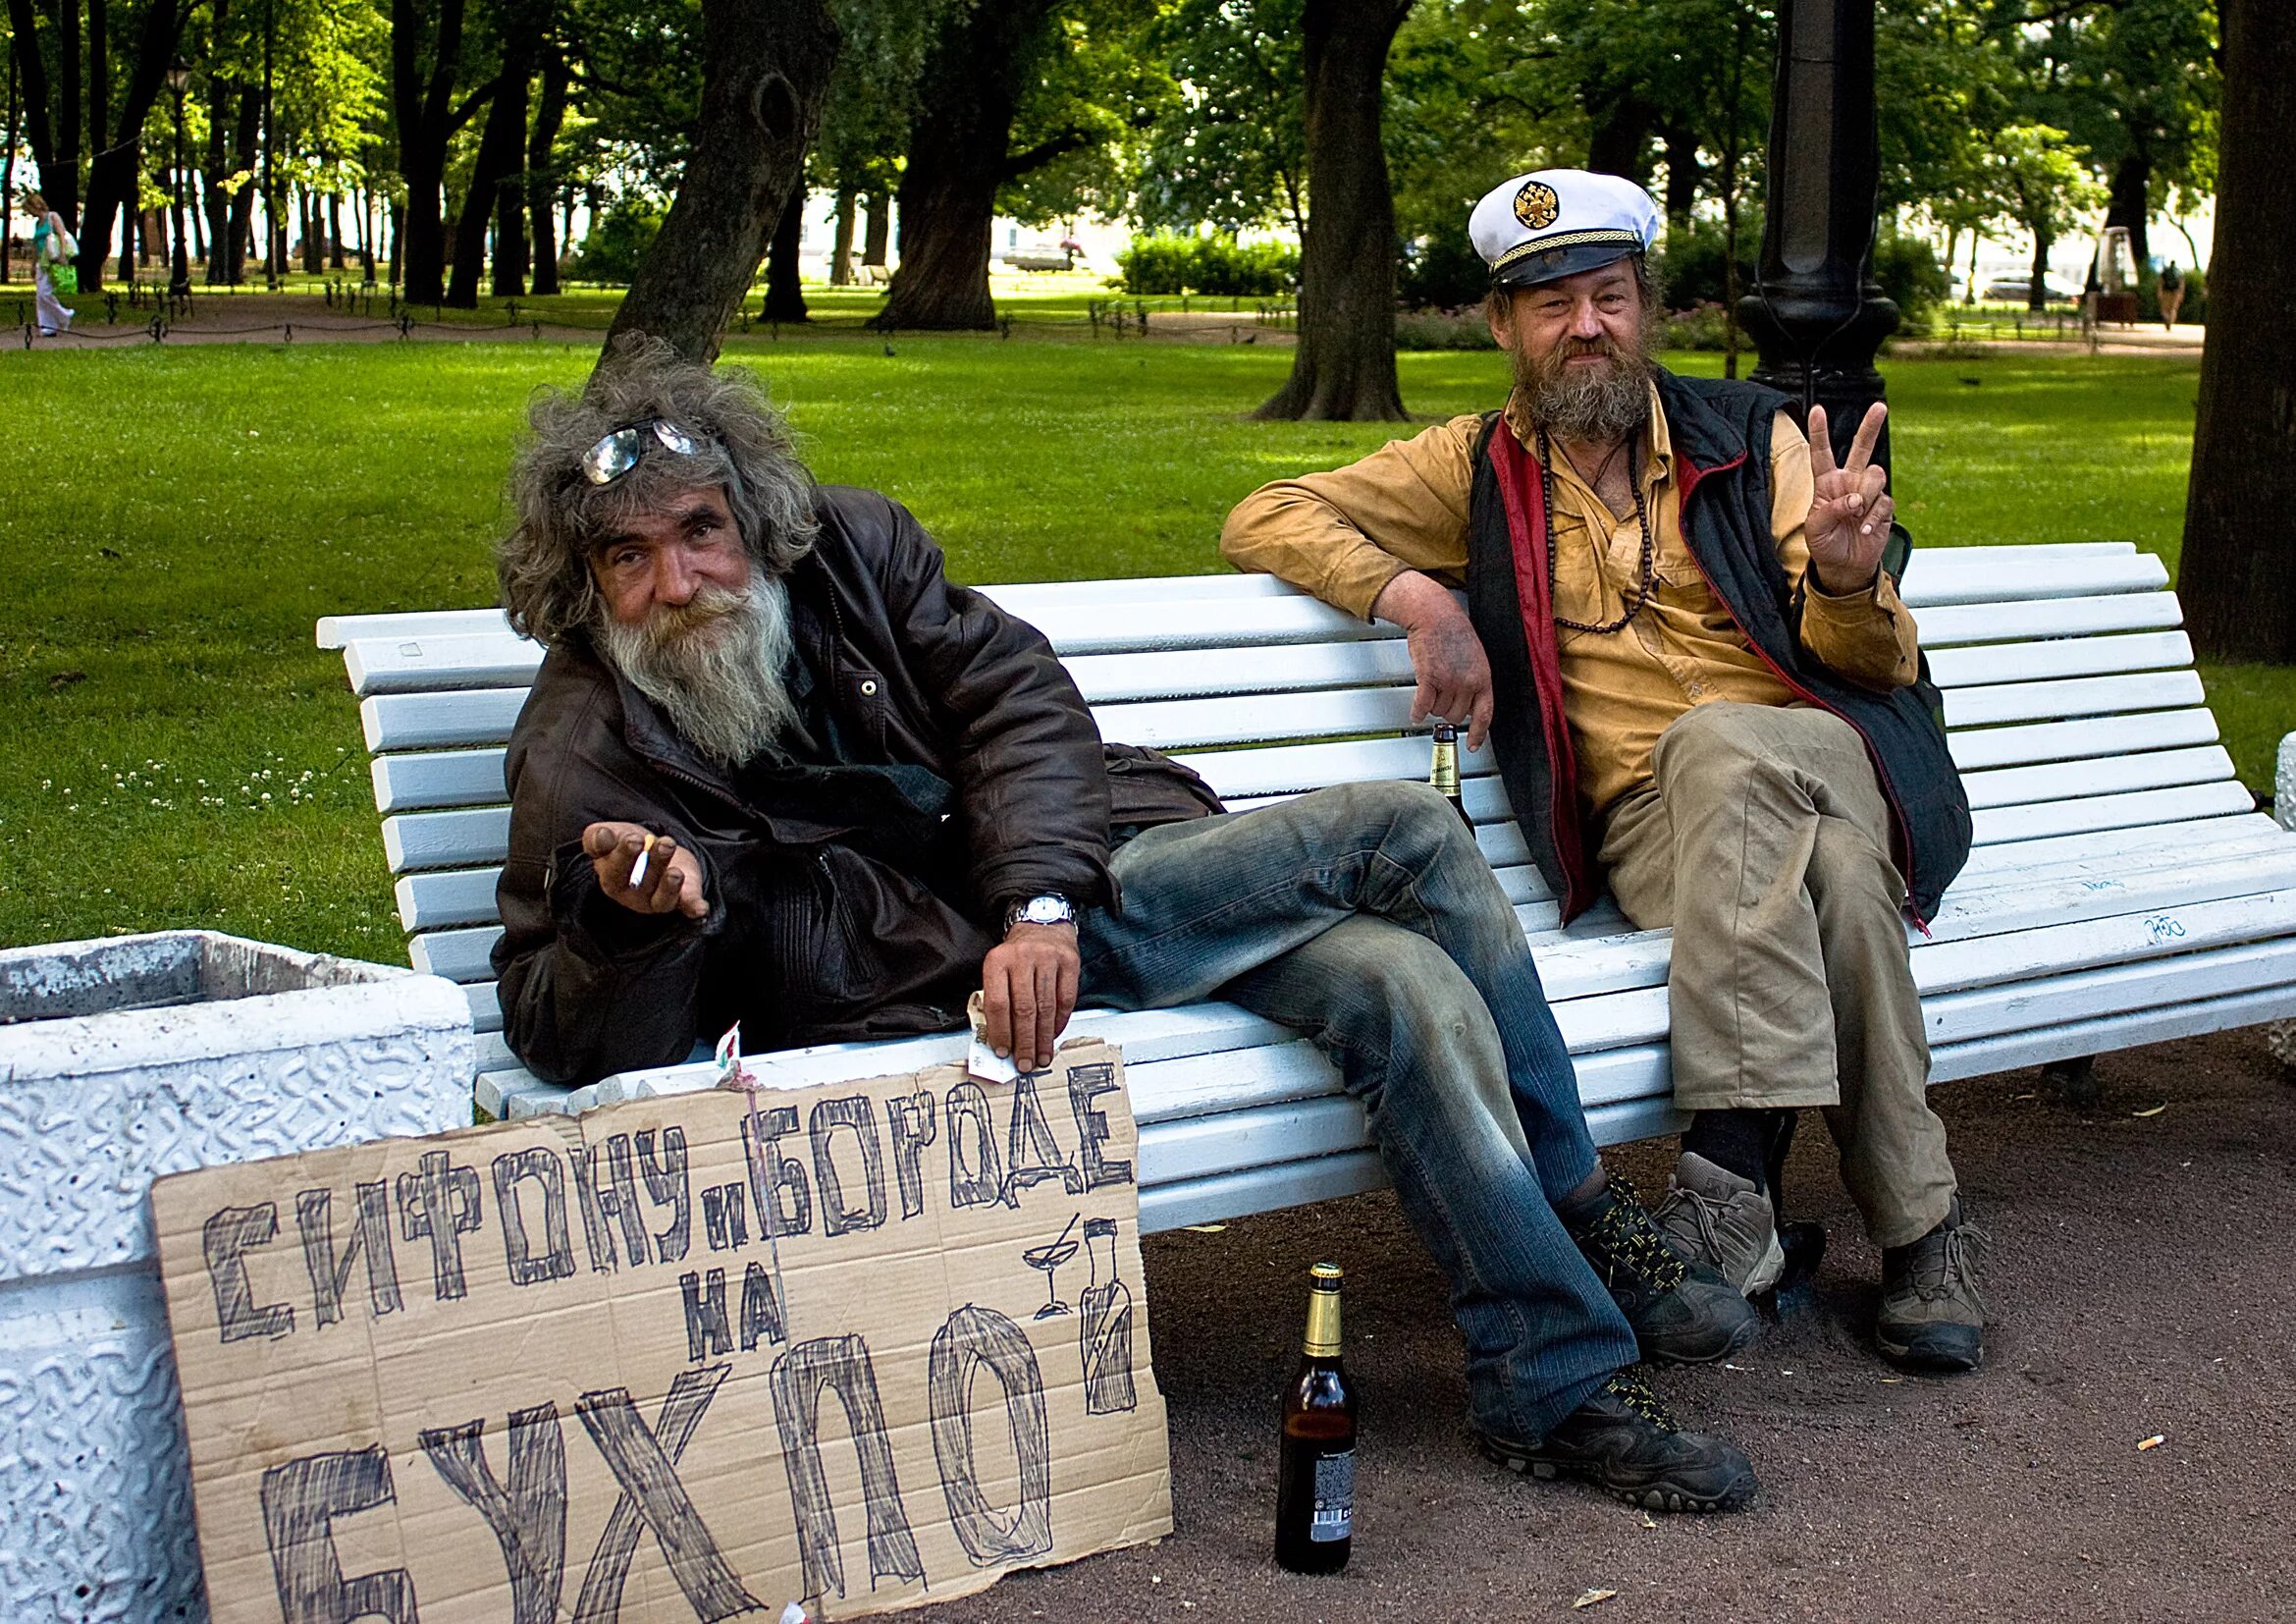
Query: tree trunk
[
  {"left": 57, "top": 0, "right": 80, "bottom": 226},
  {"left": 301, "top": 189, "right": 322, "bottom": 272},
  {"left": 1254, "top": 0, "right": 1413, "bottom": 422},
  {"left": 229, "top": 82, "right": 258, "bottom": 283},
  {"left": 2105, "top": 147, "right": 2151, "bottom": 274},
  {"left": 2178, "top": 0, "right": 2296, "bottom": 663},
  {"left": 2, "top": 53, "right": 16, "bottom": 282},
  {"left": 448, "top": 61, "right": 521, "bottom": 306},
  {"left": 1586, "top": 94, "right": 1655, "bottom": 187},
  {"left": 329, "top": 189, "right": 347, "bottom": 269},
  {"left": 604, "top": 0, "right": 839, "bottom": 366},
  {"left": 205, "top": 77, "right": 233, "bottom": 279},
  {"left": 395, "top": 0, "right": 473, "bottom": 305},
  {"left": 876, "top": 0, "right": 1065, "bottom": 332},
  {"left": 5, "top": 0, "right": 59, "bottom": 226},
  {"left": 77, "top": 0, "right": 186, "bottom": 292},
  {"left": 490, "top": 77, "right": 531, "bottom": 298},
  {"left": 2027, "top": 222, "right": 2051, "bottom": 313},
  {"left": 1662, "top": 123, "right": 1700, "bottom": 228},
  {"left": 526, "top": 45, "right": 568, "bottom": 296},
  {"left": 388, "top": 198, "right": 403, "bottom": 284},
  {"left": 829, "top": 184, "right": 855, "bottom": 284},
  {"left": 762, "top": 186, "right": 808, "bottom": 320},
  {"left": 862, "top": 189, "right": 889, "bottom": 266}
]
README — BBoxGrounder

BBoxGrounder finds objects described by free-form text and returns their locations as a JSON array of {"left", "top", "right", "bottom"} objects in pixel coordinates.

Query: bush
[
  {"left": 1399, "top": 222, "right": 1491, "bottom": 311},
  {"left": 1650, "top": 224, "right": 1755, "bottom": 313},
  {"left": 1659, "top": 301, "right": 1736, "bottom": 352},
  {"left": 1872, "top": 227, "right": 1949, "bottom": 328},
  {"left": 573, "top": 197, "right": 666, "bottom": 285},
  {"left": 1115, "top": 233, "right": 1298, "bottom": 297},
  {"left": 1394, "top": 308, "right": 1497, "bottom": 351}
]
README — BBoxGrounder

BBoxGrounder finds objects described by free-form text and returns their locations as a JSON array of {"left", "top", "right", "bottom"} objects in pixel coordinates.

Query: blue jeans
[{"left": 1079, "top": 781, "right": 1637, "bottom": 1442}]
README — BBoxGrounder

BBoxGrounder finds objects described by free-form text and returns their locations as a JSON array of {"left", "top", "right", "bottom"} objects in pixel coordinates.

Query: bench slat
[
  {"left": 1969, "top": 781, "right": 2254, "bottom": 845},
  {"left": 1959, "top": 745, "right": 2233, "bottom": 811},
  {"left": 363, "top": 688, "right": 528, "bottom": 752},
  {"left": 373, "top": 749, "right": 508, "bottom": 814},
  {"left": 1912, "top": 590, "right": 2181, "bottom": 648},
  {"left": 1942, "top": 669, "right": 2204, "bottom": 729},
  {"left": 1923, "top": 629, "right": 2191, "bottom": 689},
  {"left": 1947, "top": 708, "right": 2216, "bottom": 773}
]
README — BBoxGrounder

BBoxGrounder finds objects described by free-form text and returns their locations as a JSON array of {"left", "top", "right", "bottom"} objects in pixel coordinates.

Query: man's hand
[
  {"left": 980, "top": 922, "right": 1081, "bottom": 1073},
  {"left": 1805, "top": 402, "right": 1895, "bottom": 596},
  {"left": 582, "top": 821, "right": 708, "bottom": 919},
  {"left": 1372, "top": 570, "right": 1495, "bottom": 750}
]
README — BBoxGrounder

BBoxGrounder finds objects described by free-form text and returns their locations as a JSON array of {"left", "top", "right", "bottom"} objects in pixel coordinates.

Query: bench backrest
[{"left": 322, "top": 543, "right": 2254, "bottom": 1065}]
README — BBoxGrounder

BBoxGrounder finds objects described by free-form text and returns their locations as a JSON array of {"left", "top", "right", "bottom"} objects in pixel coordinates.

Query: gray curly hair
[{"left": 498, "top": 337, "right": 819, "bottom": 644}]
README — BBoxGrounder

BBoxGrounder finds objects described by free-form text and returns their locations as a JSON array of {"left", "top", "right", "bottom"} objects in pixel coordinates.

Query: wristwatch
[{"left": 1004, "top": 893, "right": 1077, "bottom": 933}]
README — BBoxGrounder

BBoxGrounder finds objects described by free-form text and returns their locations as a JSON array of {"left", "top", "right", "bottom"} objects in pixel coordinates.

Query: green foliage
[
  {"left": 1873, "top": 228, "right": 1950, "bottom": 327},
  {"left": 573, "top": 196, "right": 666, "bottom": 284},
  {"left": 1650, "top": 224, "right": 1754, "bottom": 312},
  {"left": 1398, "top": 222, "right": 1489, "bottom": 311},
  {"left": 1115, "top": 232, "right": 1297, "bottom": 296},
  {"left": 1130, "top": 0, "right": 1306, "bottom": 234}
]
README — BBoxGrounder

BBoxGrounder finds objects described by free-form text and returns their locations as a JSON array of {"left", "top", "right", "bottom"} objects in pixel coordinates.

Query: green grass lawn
[{"left": 0, "top": 338, "right": 2278, "bottom": 966}]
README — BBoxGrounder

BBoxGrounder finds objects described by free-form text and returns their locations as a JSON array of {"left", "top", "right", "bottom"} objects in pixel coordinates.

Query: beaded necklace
[{"left": 1537, "top": 425, "right": 1655, "bottom": 635}]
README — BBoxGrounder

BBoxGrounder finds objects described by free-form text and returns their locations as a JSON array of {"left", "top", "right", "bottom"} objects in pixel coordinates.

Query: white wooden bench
[{"left": 320, "top": 542, "right": 2296, "bottom": 1234}]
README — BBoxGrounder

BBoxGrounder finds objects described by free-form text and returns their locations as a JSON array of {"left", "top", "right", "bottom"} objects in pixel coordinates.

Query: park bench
[{"left": 319, "top": 541, "right": 2296, "bottom": 1234}]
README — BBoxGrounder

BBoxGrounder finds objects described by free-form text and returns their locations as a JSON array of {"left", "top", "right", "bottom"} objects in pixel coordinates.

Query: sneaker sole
[
  {"left": 1475, "top": 1435, "right": 1758, "bottom": 1514},
  {"left": 1642, "top": 1306, "right": 1763, "bottom": 1367},
  {"left": 1875, "top": 1328, "right": 1983, "bottom": 1374}
]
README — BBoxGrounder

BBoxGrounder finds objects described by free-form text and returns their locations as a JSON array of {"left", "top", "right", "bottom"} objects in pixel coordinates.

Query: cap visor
[{"left": 1492, "top": 240, "right": 1641, "bottom": 290}]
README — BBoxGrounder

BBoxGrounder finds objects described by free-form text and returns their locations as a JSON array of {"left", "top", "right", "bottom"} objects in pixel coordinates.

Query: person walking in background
[
  {"left": 23, "top": 191, "right": 77, "bottom": 338},
  {"left": 2157, "top": 261, "right": 2185, "bottom": 330}
]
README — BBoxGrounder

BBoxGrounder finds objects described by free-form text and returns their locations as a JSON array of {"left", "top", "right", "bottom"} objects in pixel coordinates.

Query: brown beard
[
  {"left": 596, "top": 567, "right": 800, "bottom": 768},
  {"left": 1516, "top": 324, "right": 1654, "bottom": 444}
]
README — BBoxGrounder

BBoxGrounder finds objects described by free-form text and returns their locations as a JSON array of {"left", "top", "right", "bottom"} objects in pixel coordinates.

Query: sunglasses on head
[{"left": 581, "top": 418, "right": 700, "bottom": 486}]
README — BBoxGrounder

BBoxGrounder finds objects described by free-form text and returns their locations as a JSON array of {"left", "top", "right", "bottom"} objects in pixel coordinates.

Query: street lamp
[
  {"left": 167, "top": 56, "right": 191, "bottom": 298},
  {"left": 1738, "top": 0, "right": 1897, "bottom": 477}
]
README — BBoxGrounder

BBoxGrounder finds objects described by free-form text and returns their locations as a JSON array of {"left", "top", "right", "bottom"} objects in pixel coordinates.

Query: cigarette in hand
[{"left": 629, "top": 833, "right": 658, "bottom": 889}]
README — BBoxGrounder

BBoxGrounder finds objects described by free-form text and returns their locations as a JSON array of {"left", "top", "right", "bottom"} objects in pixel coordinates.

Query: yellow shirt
[{"left": 1219, "top": 384, "right": 1920, "bottom": 816}]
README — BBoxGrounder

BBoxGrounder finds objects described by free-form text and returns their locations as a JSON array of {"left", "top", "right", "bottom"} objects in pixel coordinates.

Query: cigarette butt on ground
[
  {"left": 2138, "top": 1434, "right": 2165, "bottom": 1451},
  {"left": 630, "top": 832, "right": 658, "bottom": 888}
]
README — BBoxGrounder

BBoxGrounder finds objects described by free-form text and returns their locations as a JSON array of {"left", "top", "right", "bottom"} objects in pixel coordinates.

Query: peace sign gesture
[{"left": 1804, "top": 401, "right": 1894, "bottom": 595}]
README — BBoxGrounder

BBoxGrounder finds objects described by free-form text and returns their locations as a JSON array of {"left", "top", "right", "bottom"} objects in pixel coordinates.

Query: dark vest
[{"left": 1464, "top": 367, "right": 1972, "bottom": 924}]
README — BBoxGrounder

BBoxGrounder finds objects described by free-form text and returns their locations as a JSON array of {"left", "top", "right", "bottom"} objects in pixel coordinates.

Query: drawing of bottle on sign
[
  {"left": 1023, "top": 1213, "right": 1082, "bottom": 1319},
  {"left": 1079, "top": 1217, "right": 1137, "bottom": 1414}
]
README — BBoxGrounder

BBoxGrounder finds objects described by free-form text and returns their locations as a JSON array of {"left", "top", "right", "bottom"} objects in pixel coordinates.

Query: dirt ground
[{"left": 909, "top": 1026, "right": 2296, "bottom": 1624}]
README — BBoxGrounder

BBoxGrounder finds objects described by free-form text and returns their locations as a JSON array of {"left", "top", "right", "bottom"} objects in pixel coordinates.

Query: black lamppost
[
  {"left": 167, "top": 57, "right": 191, "bottom": 298},
  {"left": 1737, "top": 0, "right": 1898, "bottom": 476}
]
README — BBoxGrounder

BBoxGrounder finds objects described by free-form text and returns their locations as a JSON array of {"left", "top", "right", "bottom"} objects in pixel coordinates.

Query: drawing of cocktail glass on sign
[{"left": 1023, "top": 1213, "right": 1083, "bottom": 1320}]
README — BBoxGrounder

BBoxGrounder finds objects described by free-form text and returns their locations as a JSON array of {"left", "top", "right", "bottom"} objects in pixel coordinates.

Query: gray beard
[
  {"left": 597, "top": 567, "right": 800, "bottom": 769},
  {"left": 1517, "top": 332, "right": 1653, "bottom": 444}
]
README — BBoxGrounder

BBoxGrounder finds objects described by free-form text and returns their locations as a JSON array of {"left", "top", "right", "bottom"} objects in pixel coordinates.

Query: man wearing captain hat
[{"left": 1223, "top": 169, "right": 1990, "bottom": 1377}]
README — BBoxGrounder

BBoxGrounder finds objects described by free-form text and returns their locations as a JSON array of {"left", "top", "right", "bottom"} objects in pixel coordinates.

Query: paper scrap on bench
[
  {"left": 966, "top": 988, "right": 1020, "bottom": 1084},
  {"left": 150, "top": 1037, "right": 1170, "bottom": 1622}
]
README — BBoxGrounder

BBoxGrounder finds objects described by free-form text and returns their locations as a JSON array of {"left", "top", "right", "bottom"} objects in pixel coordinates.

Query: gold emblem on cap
[{"left": 1513, "top": 180, "right": 1561, "bottom": 232}]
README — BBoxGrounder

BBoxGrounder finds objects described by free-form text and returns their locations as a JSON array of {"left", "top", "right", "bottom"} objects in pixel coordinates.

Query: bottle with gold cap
[
  {"left": 1274, "top": 1263, "right": 1358, "bottom": 1573},
  {"left": 1429, "top": 722, "right": 1473, "bottom": 831}
]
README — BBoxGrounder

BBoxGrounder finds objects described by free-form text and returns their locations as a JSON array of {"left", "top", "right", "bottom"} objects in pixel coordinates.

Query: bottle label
[
  {"left": 1429, "top": 747, "right": 1460, "bottom": 797},
  {"left": 1309, "top": 1448, "right": 1355, "bottom": 1542}
]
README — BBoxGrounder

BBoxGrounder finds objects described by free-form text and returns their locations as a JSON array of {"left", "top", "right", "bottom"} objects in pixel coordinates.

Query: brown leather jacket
[{"left": 492, "top": 485, "right": 1218, "bottom": 1084}]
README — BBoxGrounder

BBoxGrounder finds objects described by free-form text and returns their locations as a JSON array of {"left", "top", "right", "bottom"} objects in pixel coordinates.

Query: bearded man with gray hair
[
  {"left": 491, "top": 340, "right": 1768, "bottom": 1512},
  {"left": 1223, "top": 170, "right": 1992, "bottom": 1373}
]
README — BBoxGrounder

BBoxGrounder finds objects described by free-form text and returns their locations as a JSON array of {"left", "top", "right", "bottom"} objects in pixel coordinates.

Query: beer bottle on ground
[
  {"left": 1274, "top": 1263, "right": 1358, "bottom": 1574},
  {"left": 1429, "top": 721, "right": 1474, "bottom": 831}
]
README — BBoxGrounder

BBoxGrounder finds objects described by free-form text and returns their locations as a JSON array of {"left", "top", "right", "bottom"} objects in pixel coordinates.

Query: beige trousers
[{"left": 1596, "top": 702, "right": 1955, "bottom": 1247}]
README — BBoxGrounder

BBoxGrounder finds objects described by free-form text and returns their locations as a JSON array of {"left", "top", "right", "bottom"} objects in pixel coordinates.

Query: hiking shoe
[
  {"left": 1877, "top": 1198, "right": 1989, "bottom": 1373},
  {"left": 1564, "top": 1170, "right": 1760, "bottom": 1365},
  {"left": 1476, "top": 1370, "right": 1758, "bottom": 1513},
  {"left": 1652, "top": 1152, "right": 1788, "bottom": 1297}
]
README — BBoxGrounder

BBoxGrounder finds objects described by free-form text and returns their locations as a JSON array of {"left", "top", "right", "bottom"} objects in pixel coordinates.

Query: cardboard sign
[{"left": 151, "top": 1040, "right": 1171, "bottom": 1623}]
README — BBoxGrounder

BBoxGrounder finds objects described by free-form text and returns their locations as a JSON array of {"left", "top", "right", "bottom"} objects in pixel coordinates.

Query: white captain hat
[{"left": 1468, "top": 169, "right": 1662, "bottom": 290}]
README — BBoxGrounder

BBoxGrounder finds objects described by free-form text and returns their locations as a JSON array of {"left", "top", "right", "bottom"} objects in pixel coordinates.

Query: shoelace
[
  {"left": 1602, "top": 1370, "right": 1679, "bottom": 1433},
  {"left": 1906, "top": 1220, "right": 1991, "bottom": 1310},
  {"left": 1582, "top": 1171, "right": 1687, "bottom": 1292}
]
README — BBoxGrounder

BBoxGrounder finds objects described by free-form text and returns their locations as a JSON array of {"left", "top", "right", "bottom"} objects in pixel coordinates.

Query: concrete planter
[{"left": 0, "top": 932, "right": 475, "bottom": 1623}]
